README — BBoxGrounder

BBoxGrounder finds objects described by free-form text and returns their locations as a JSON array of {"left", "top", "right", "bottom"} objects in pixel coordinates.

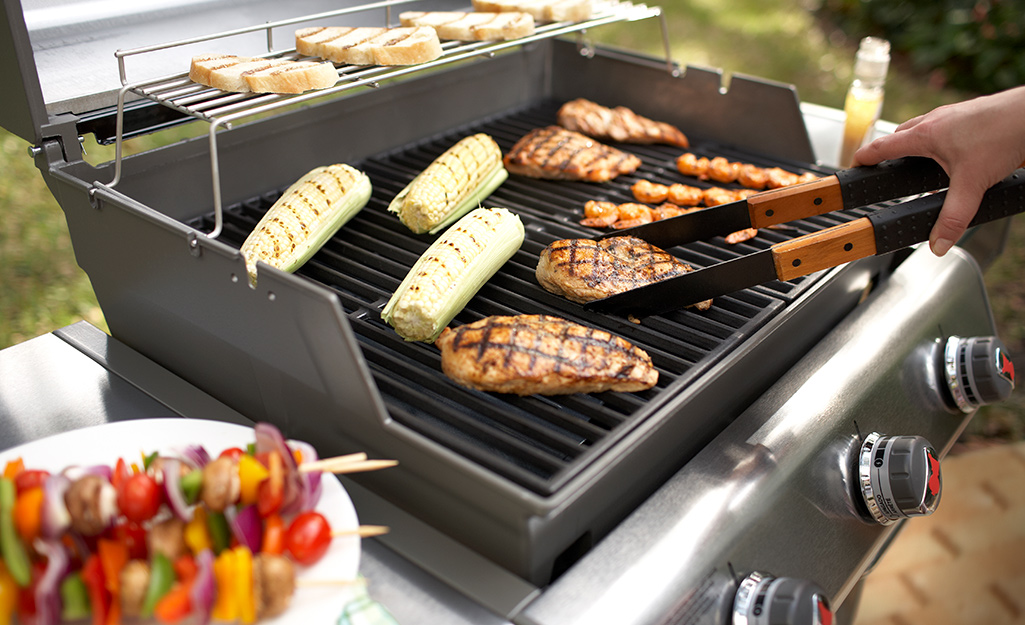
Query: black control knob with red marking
[
  {"left": 943, "top": 336, "right": 1015, "bottom": 413},
  {"left": 858, "top": 432, "right": 941, "bottom": 525},
  {"left": 732, "top": 572, "right": 833, "bottom": 625}
]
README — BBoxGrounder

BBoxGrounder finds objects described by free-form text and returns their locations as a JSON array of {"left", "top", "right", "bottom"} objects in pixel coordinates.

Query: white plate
[{"left": 0, "top": 418, "right": 362, "bottom": 624}]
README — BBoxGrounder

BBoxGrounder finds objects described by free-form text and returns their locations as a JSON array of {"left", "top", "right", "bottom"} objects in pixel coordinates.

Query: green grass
[{"left": 2, "top": 0, "right": 1020, "bottom": 448}]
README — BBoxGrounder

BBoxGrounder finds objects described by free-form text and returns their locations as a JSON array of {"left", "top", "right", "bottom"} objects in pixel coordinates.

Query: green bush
[{"left": 818, "top": 0, "right": 1025, "bottom": 94}]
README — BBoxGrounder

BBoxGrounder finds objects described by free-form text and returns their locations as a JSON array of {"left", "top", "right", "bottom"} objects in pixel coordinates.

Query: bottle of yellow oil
[{"left": 839, "top": 37, "right": 890, "bottom": 168}]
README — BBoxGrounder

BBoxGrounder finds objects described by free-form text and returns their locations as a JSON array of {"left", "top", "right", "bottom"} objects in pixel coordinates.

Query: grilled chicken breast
[
  {"left": 557, "top": 99, "right": 690, "bottom": 148},
  {"left": 436, "top": 314, "right": 657, "bottom": 395},
  {"left": 536, "top": 236, "right": 712, "bottom": 310},
  {"left": 503, "top": 126, "right": 642, "bottom": 182}
]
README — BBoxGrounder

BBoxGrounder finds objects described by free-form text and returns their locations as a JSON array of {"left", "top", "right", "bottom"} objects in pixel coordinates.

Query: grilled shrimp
[
  {"left": 666, "top": 183, "right": 704, "bottom": 206},
  {"left": 580, "top": 200, "right": 621, "bottom": 227},
  {"left": 611, "top": 203, "right": 654, "bottom": 229},
  {"left": 737, "top": 164, "right": 769, "bottom": 189},
  {"left": 707, "top": 157, "right": 740, "bottom": 184},
  {"left": 631, "top": 179, "right": 670, "bottom": 204},
  {"left": 676, "top": 153, "right": 710, "bottom": 179}
]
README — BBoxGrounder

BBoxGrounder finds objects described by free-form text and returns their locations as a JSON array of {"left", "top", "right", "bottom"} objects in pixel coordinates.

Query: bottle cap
[{"left": 854, "top": 37, "right": 890, "bottom": 82}]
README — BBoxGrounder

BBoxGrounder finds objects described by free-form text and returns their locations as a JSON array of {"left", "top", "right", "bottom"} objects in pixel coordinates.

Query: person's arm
[{"left": 854, "top": 86, "right": 1025, "bottom": 256}]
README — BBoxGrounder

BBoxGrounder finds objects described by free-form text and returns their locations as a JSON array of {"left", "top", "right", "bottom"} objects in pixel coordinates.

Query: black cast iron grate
[{"left": 197, "top": 100, "right": 875, "bottom": 496}]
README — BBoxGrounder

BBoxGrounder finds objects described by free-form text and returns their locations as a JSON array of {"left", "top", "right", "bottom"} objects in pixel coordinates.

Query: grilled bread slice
[
  {"left": 190, "top": 54, "right": 336, "bottom": 93},
  {"left": 471, "top": 0, "right": 592, "bottom": 22},
  {"left": 244, "top": 61, "right": 338, "bottom": 93},
  {"left": 436, "top": 314, "right": 658, "bottom": 395},
  {"left": 313, "top": 27, "right": 388, "bottom": 63},
  {"left": 295, "top": 26, "right": 356, "bottom": 58},
  {"left": 503, "top": 126, "right": 641, "bottom": 182},
  {"left": 343, "top": 26, "right": 443, "bottom": 65},
  {"left": 398, "top": 11, "right": 534, "bottom": 41}
]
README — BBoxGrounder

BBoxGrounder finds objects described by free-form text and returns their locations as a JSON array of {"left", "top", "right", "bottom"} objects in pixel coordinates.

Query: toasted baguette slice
[
  {"left": 189, "top": 54, "right": 261, "bottom": 86},
  {"left": 471, "top": 0, "right": 592, "bottom": 22},
  {"left": 295, "top": 26, "right": 356, "bottom": 58},
  {"left": 368, "top": 27, "right": 443, "bottom": 65},
  {"left": 399, "top": 11, "right": 534, "bottom": 41},
  {"left": 244, "top": 61, "right": 338, "bottom": 93},
  {"left": 314, "top": 27, "right": 388, "bottom": 64},
  {"left": 208, "top": 58, "right": 292, "bottom": 92}
]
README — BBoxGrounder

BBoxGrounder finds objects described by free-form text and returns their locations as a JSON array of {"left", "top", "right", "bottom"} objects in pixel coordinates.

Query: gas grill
[{"left": 1, "top": 0, "right": 1016, "bottom": 622}]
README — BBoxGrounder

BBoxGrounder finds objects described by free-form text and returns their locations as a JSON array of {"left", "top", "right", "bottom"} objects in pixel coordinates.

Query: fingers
[{"left": 928, "top": 174, "right": 990, "bottom": 256}]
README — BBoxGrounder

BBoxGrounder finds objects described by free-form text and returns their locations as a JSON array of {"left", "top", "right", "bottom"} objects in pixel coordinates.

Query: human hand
[{"left": 854, "top": 86, "right": 1025, "bottom": 256}]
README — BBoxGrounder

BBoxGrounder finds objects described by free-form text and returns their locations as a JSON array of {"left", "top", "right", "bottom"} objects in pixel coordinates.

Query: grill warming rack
[{"left": 92, "top": 0, "right": 670, "bottom": 239}]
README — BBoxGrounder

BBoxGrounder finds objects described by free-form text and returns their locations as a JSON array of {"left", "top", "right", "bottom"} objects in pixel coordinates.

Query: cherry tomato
[
  {"left": 13, "top": 470, "right": 49, "bottom": 495},
  {"left": 219, "top": 447, "right": 245, "bottom": 461},
  {"left": 117, "top": 473, "right": 162, "bottom": 523},
  {"left": 284, "top": 511, "right": 331, "bottom": 566},
  {"left": 111, "top": 521, "right": 148, "bottom": 560}
]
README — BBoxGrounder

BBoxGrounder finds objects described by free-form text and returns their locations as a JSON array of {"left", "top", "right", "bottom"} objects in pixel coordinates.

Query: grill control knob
[
  {"left": 944, "top": 336, "right": 1015, "bottom": 412},
  {"left": 858, "top": 432, "right": 940, "bottom": 525},
  {"left": 732, "top": 572, "right": 833, "bottom": 625}
]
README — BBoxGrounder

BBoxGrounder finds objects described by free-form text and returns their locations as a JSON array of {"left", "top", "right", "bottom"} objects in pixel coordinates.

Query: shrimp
[
  {"left": 797, "top": 172, "right": 820, "bottom": 184},
  {"left": 631, "top": 179, "right": 669, "bottom": 204},
  {"left": 737, "top": 164, "right": 769, "bottom": 190},
  {"left": 666, "top": 184, "right": 703, "bottom": 206},
  {"left": 676, "top": 153, "right": 710, "bottom": 179},
  {"left": 707, "top": 157, "right": 740, "bottom": 184},
  {"left": 580, "top": 200, "right": 620, "bottom": 227},
  {"left": 766, "top": 167, "right": 800, "bottom": 189},
  {"left": 611, "top": 203, "right": 654, "bottom": 229},
  {"left": 702, "top": 187, "right": 742, "bottom": 207},
  {"left": 725, "top": 227, "right": 758, "bottom": 244}
]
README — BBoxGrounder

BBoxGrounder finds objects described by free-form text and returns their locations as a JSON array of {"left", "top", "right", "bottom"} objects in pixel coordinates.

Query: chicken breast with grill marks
[
  {"left": 503, "top": 126, "right": 641, "bottom": 182},
  {"left": 536, "top": 236, "right": 712, "bottom": 310},
  {"left": 436, "top": 314, "right": 657, "bottom": 395}
]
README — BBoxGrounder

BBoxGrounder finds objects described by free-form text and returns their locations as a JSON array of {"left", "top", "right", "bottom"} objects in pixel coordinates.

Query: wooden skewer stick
[
  {"left": 299, "top": 452, "right": 367, "bottom": 473},
  {"left": 300, "top": 458, "right": 399, "bottom": 475},
  {"left": 333, "top": 525, "right": 390, "bottom": 538}
]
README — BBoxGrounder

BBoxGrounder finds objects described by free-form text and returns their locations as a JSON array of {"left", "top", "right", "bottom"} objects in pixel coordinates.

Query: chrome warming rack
[{"left": 92, "top": 0, "right": 671, "bottom": 239}]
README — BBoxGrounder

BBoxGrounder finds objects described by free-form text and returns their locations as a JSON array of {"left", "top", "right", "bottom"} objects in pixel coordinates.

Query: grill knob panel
[
  {"left": 858, "top": 432, "right": 940, "bottom": 525},
  {"left": 944, "top": 335, "right": 1015, "bottom": 412},
  {"left": 732, "top": 572, "right": 833, "bottom": 625}
]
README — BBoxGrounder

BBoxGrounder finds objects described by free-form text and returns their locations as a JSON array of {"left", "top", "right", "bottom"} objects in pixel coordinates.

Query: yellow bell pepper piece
[
  {"left": 234, "top": 546, "right": 256, "bottom": 625},
  {"left": 0, "top": 561, "right": 15, "bottom": 625},
  {"left": 184, "top": 506, "right": 213, "bottom": 555},
  {"left": 211, "top": 549, "right": 238, "bottom": 622},
  {"left": 237, "top": 455, "right": 269, "bottom": 507}
]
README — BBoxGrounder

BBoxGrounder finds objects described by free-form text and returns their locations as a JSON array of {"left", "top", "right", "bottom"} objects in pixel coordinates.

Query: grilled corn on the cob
[
  {"left": 387, "top": 133, "right": 508, "bottom": 235},
  {"left": 382, "top": 207, "right": 525, "bottom": 342},
  {"left": 240, "top": 164, "right": 372, "bottom": 285}
]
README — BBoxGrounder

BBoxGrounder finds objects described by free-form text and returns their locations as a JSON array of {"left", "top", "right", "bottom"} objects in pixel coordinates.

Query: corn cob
[
  {"left": 382, "top": 207, "right": 525, "bottom": 342},
  {"left": 387, "top": 133, "right": 508, "bottom": 235},
  {"left": 240, "top": 164, "right": 372, "bottom": 285}
]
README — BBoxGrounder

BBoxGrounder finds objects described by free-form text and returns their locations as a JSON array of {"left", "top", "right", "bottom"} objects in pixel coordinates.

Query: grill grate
[{"left": 199, "top": 100, "right": 875, "bottom": 495}]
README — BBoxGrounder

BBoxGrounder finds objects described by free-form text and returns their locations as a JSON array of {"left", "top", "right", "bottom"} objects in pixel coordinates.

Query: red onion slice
[
  {"left": 225, "top": 504, "right": 263, "bottom": 552},
  {"left": 40, "top": 474, "right": 72, "bottom": 539},
  {"left": 254, "top": 423, "right": 306, "bottom": 516},
  {"left": 191, "top": 549, "right": 216, "bottom": 625},
  {"left": 34, "top": 539, "right": 70, "bottom": 625},
  {"left": 160, "top": 458, "right": 193, "bottom": 521}
]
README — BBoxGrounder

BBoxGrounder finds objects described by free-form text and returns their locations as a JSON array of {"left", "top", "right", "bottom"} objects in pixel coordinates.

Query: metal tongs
[{"left": 584, "top": 157, "right": 1025, "bottom": 317}]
